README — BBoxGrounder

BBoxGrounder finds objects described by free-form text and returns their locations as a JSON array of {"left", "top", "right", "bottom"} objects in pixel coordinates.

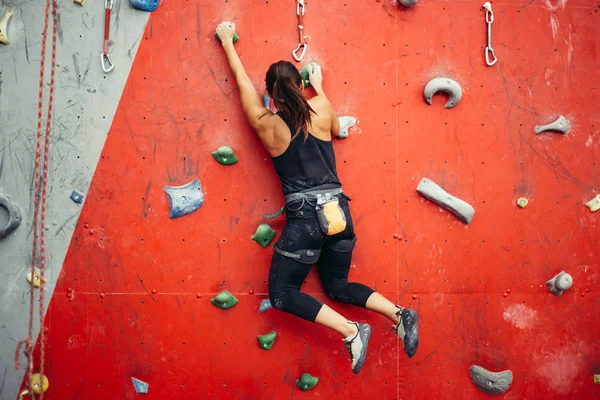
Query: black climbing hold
[
  {"left": 296, "top": 373, "right": 318, "bottom": 391},
  {"left": 212, "top": 146, "right": 238, "bottom": 165},
  {"left": 210, "top": 290, "right": 238, "bottom": 309},
  {"left": 257, "top": 331, "right": 277, "bottom": 350},
  {"left": 0, "top": 194, "right": 21, "bottom": 240},
  {"left": 164, "top": 179, "right": 204, "bottom": 219},
  {"left": 251, "top": 223, "right": 276, "bottom": 248},
  {"left": 70, "top": 190, "right": 84, "bottom": 204}
]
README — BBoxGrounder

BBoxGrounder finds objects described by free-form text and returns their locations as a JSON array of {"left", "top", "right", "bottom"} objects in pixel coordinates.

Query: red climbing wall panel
[{"left": 26, "top": 0, "right": 600, "bottom": 398}]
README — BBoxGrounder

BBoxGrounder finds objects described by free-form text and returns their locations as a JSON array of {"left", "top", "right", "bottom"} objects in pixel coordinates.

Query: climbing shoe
[
  {"left": 394, "top": 307, "right": 419, "bottom": 358},
  {"left": 343, "top": 322, "right": 371, "bottom": 374}
]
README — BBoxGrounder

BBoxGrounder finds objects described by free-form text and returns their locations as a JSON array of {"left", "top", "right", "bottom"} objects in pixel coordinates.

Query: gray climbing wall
[{"left": 0, "top": 1, "right": 149, "bottom": 397}]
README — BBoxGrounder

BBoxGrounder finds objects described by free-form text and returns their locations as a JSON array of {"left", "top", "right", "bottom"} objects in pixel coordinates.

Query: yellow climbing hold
[
  {"left": 585, "top": 194, "right": 600, "bottom": 212},
  {"left": 26, "top": 269, "right": 46, "bottom": 288},
  {"left": 18, "top": 374, "right": 49, "bottom": 399}
]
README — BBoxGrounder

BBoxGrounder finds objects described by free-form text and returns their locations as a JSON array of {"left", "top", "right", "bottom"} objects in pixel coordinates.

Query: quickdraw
[
  {"left": 292, "top": 0, "right": 310, "bottom": 62},
  {"left": 101, "top": 0, "right": 115, "bottom": 73}
]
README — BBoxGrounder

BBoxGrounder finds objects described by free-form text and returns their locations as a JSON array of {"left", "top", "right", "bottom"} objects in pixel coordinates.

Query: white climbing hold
[
  {"left": 423, "top": 78, "right": 463, "bottom": 109},
  {"left": 585, "top": 194, "right": 600, "bottom": 212},
  {"left": 338, "top": 116, "right": 356, "bottom": 139},
  {"left": 534, "top": 115, "right": 569, "bottom": 134},
  {"left": 416, "top": 178, "right": 474, "bottom": 224},
  {"left": 469, "top": 365, "right": 513, "bottom": 395},
  {"left": 546, "top": 270, "right": 573, "bottom": 297},
  {"left": 516, "top": 198, "right": 528, "bottom": 208}
]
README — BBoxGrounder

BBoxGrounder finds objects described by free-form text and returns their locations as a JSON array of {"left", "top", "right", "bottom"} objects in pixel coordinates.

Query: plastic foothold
[
  {"left": 131, "top": 377, "right": 149, "bottom": 394},
  {"left": 594, "top": 375, "right": 600, "bottom": 384},
  {"left": 423, "top": 78, "right": 462, "bottom": 109},
  {"left": 70, "top": 190, "right": 84, "bottom": 204},
  {"left": 546, "top": 270, "right": 573, "bottom": 297},
  {"left": 0, "top": 194, "right": 21, "bottom": 240},
  {"left": 400, "top": 0, "right": 418, "bottom": 6},
  {"left": 585, "top": 194, "right": 600, "bottom": 212},
  {"left": 251, "top": 223, "right": 276, "bottom": 248},
  {"left": 212, "top": 146, "right": 238, "bottom": 165},
  {"left": 26, "top": 269, "right": 46, "bottom": 288},
  {"left": 257, "top": 331, "right": 277, "bottom": 350},
  {"left": 534, "top": 115, "right": 569, "bottom": 134},
  {"left": 517, "top": 197, "right": 528, "bottom": 208},
  {"left": 164, "top": 179, "right": 204, "bottom": 219},
  {"left": 210, "top": 290, "right": 238, "bottom": 309},
  {"left": 296, "top": 373, "right": 318, "bottom": 391},
  {"left": 19, "top": 374, "right": 49, "bottom": 398},
  {"left": 262, "top": 94, "right": 271, "bottom": 110},
  {"left": 470, "top": 366, "right": 513, "bottom": 395},
  {"left": 416, "top": 178, "right": 475, "bottom": 224},
  {"left": 214, "top": 31, "right": 239, "bottom": 44},
  {"left": 0, "top": 7, "right": 14, "bottom": 45},
  {"left": 258, "top": 299, "right": 272, "bottom": 313},
  {"left": 130, "top": 0, "right": 159, "bottom": 12},
  {"left": 299, "top": 62, "right": 316, "bottom": 88},
  {"left": 338, "top": 116, "right": 357, "bottom": 139}
]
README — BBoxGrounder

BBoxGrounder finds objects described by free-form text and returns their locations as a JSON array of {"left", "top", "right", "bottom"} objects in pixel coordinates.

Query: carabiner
[
  {"left": 292, "top": 42, "right": 308, "bottom": 62},
  {"left": 485, "top": 46, "right": 497, "bottom": 66},
  {"left": 101, "top": 53, "right": 114, "bottom": 73},
  {"left": 296, "top": 0, "right": 305, "bottom": 16},
  {"left": 483, "top": 2, "right": 493, "bottom": 23},
  {"left": 105, "top": 0, "right": 113, "bottom": 10}
]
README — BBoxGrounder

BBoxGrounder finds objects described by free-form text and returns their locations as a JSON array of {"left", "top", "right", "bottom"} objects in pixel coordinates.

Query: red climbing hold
[
  {"left": 196, "top": 293, "right": 202, "bottom": 299},
  {"left": 412, "top": 294, "right": 417, "bottom": 300},
  {"left": 99, "top": 292, "right": 106, "bottom": 299},
  {"left": 67, "top": 287, "right": 73, "bottom": 293},
  {"left": 393, "top": 233, "right": 399, "bottom": 239},
  {"left": 506, "top": 289, "right": 511, "bottom": 294},
  {"left": 503, "top": 293, "right": 508, "bottom": 298},
  {"left": 84, "top": 223, "right": 89, "bottom": 229},
  {"left": 66, "top": 293, "right": 72, "bottom": 299},
  {"left": 151, "top": 289, "right": 157, "bottom": 294},
  {"left": 249, "top": 289, "right": 255, "bottom": 295},
  {"left": 585, "top": 288, "right": 590, "bottom": 293},
  {"left": 89, "top": 229, "right": 94, "bottom": 235}
]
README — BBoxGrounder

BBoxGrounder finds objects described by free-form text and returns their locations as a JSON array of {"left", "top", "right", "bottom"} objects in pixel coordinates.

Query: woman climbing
[{"left": 216, "top": 22, "right": 419, "bottom": 374}]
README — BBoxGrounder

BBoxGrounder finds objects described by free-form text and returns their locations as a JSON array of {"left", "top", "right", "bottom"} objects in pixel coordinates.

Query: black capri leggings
[{"left": 268, "top": 196, "right": 375, "bottom": 322}]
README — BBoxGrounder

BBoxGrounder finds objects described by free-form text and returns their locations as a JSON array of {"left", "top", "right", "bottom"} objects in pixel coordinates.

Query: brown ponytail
[{"left": 266, "top": 61, "right": 315, "bottom": 140}]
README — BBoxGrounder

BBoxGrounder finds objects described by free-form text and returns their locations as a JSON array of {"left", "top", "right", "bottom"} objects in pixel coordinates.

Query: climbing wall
[{"left": 19, "top": 0, "right": 600, "bottom": 398}]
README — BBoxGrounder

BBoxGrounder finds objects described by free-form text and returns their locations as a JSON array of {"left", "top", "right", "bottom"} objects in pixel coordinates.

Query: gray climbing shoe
[
  {"left": 343, "top": 322, "right": 371, "bottom": 374},
  {"left": 394, "top": 307, "right": 419, "bottom": 358}
]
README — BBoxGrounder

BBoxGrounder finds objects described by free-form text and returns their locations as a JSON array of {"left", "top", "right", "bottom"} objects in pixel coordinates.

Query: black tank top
[{"left": 272, "top": 113, "right": 341, "bottom": 195}]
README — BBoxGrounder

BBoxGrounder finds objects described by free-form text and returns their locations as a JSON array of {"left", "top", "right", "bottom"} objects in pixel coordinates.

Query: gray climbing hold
[
  {"left": 258, "top": 299, "right": 272, "bottom": 313},
  {"left": 534, "top": 115, "right": 569, "bottom": 134},
  {"left": 210, "top": 290, "right": 238, "bottom": 309},
  {"left": 338, "top": 116, "right": 356, "bottom": 139},
  {"left": 400, "top": 0, "right": 418, "bottom": 6},
  {"left": 0, "top": 194, "right": 21, "bottom": 240},
  {"left": 131, "top": 377, "right": 149, "bottom": 394},
  {"left": 416, "top": 178, "right": 475, "bottom": 224},
  {"left": 164, "top": 179, "right": 204, "bottom": 219},
  {"left": 262, "top": 94, "right": 271, "bottom": 110},
  {"left": 424, "top": 78, "right": 462, "bottom": 109},
  {"left": 296, "top": 373, "right": 319, "bottom": 391},
  {"left": 546, "top": 270, "right": 573, "bottom": 297},
  {"left": 585, "top": 194, "right": 600, "bottom": 212},
  {"left": 212, "top": 146, "right": 238, "bottom": 165},
  {"left": 251, "top": 223, "right": 276, "bottom": 248},
  {"left": 70, "top": 190, "right": 84, "bottom": 204},
  {"left": 470, "top": 365, "right": 513, "bottom": 395}
]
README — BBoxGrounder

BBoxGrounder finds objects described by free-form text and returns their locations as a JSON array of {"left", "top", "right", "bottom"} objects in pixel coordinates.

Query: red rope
[{"left": 15, "top": 0, "right": 57, "bottom": 396}]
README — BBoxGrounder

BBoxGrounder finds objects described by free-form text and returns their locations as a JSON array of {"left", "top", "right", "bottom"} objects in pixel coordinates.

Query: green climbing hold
[
  {"left": 299, "top": 63, "right": 315, "bottom": 89},
  {"left": 212, "top": 146, "right": 238, "bottom": 165},
  {"left": 210, "top": 290, "right": 238, "bottom": 309},
  {"left": 251, "top": 223, "right": 276, "bottom": 248},
  {"left": 214, "top": 31, "right": 239, "bottom": 44},
  {"left": 257, "top": 331, "right": 277, "bottom": 350},
  {"left": 296, "top": 373, "right": 318, "bottom": 391}
]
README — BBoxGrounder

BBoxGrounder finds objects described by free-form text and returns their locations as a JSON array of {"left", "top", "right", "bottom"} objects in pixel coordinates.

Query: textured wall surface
[
  {"left": 1, "top": 0, "right": 600, "bottom": 399},
  {"left": 0, "top": 0, "right": 148, "bottom": 398}
]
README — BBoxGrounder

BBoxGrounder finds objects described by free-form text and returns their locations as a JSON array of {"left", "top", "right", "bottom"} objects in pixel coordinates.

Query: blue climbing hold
[
  {"left": 131, "top": 377, "right": 149, "bottom": 394},
  {"left": 258, "top": 299, "right": 272, "bottom": 313},
  {"left": 262, "top": 94, "right": 271, "bottom": 110},
  {"left": 164, "top": 179, "right": 204, "bottom": 219},
  {"left": 130, "top": 0, "right": 159, "bottom": 12},
  {"left": 70, "top": 190, "right": 84, "bottom": 204}
]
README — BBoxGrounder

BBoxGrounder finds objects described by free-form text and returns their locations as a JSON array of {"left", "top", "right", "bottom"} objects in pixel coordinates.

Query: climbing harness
[
  {"left": 101, "top": 0, "right": 115, "bottom": 73},
  {"left": 292, "top": 0, "right": 310, "bottom": 62},
  {"left": 15, "top": 0, "right": 57, "bottom": 397},
  {"left": 264, "top": 186, "right": 344, "bottom": 219},
  {"left": 482, "top": 2, "right": 497, "bottom": 66}
]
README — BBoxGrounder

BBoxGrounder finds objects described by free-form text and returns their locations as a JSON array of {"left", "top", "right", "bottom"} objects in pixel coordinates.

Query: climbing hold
[
  {"left": 214, "top": 31, "right": 239, "bottom": 44},
  {"left": 70, "top": 190, "right": 84, "bottom": 204},
  {"left": 130, "top": 0, "right": 159, "bottom": 12},
  {"left": 258, "top": 299, "right": 272, "bottom": 313},
  {"left": 212, "top": 146, "right": 238, "bottom": 165},
  {"left": 251, "top": 223, "right": 276, "bottom": 248},
  {"left": 338, "top": 116, "right": 357, "bottom": 139},
  {"left": 296, "top": 373, "right": 319, "bottom": 391},
  {"left": 299, "top": 62, "right": 316, "bottom": 88},
  {"left": 26, "top": 269, "right": 46, "bottom": 288},
  {"left": 423, "top": 78, "right": 462, "bottom": 109},
  {"left": 0, "top": 193, "right": 21, "bottom": 240},
  {"left": 131, "top": 377, "right": 149, "bottom": 394},
  {"left": 210, "top": 290, "right": 238, "bottom": 309},
  {"left": 416, "top": 178, "right": 475, "bottom": 224},
  {"left": 516, "top": 197, "right": 528, "bottom": 208},
  {"left": 0, "top": 7, "right": 14, "bottom": 45},
  {"left": 257, "top": 331, "right": 277, "bottom": 350},
  {"left": 164, "top": 179, "right": 204, "bottom": 219},
  {"left": 546, "top": 270, "right": 573, "bottom": 297},
  {"left": 399, "top": 0, "right": 418, "bottom": 6},
  {"left": 73, "top": 0, "right": 87, "bottom": 6},
  {"left": 594, "top": 375, "right": 600, "bottom": 384},
  {"left": 470, "top": 365, "right": 513, "bottom": 395},
  {"left": 18, "top": 374, "right": 49, "bottom": 398},
  {"left": 262, "top": 94, "right": 271, "bottom": 110},
  {"left": 534, "top": 115, "right": 569, "bottom": 134},
  {"left": 585, "top": 194, "right": 600, "bottom": 212}
]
